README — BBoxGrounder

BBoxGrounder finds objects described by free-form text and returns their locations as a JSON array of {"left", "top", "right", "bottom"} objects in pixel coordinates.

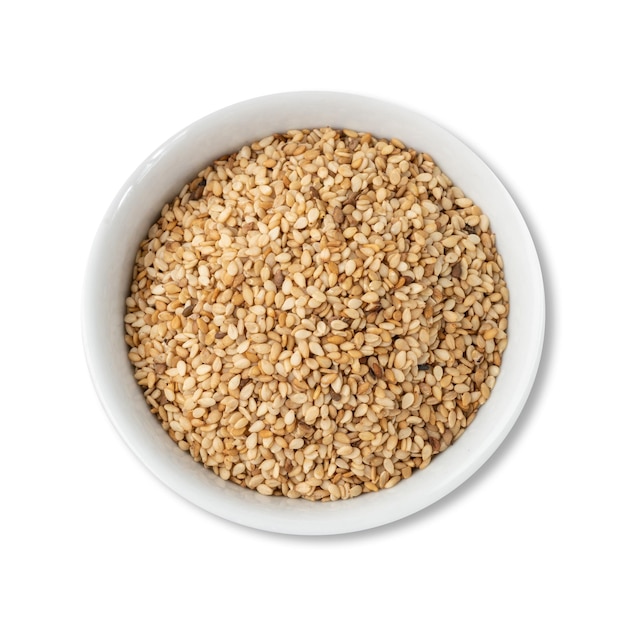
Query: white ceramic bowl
[{"left": 82, "top": 92, "right": 544, "bottom": 535}]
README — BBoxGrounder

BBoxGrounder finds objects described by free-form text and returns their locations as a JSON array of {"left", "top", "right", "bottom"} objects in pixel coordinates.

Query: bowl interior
[{"left": 83, "top": 92, "right": 544, "bottom": 534}]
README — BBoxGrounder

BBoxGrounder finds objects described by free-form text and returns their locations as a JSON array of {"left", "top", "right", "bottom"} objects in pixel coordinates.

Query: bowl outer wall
[{"left": 82, "top": 91, "right": 545, "bottom": 535}]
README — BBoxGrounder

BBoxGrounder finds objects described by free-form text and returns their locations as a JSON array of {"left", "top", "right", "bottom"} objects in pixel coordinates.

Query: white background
[{"left": 2, "top": 1, "right": 624, "bottom": 624}]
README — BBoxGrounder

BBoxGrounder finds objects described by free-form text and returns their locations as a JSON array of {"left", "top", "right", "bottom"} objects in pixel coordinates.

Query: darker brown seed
[
  {"left": 346, "top": 137, "right": 360, "bottom": 151},
  {"left": 370, "top": 361, "right": 384, "bottom": 378},
  {"left": 345, "top": 190, "right": 360, "bottom": 207},
  {"left": 273, "top": 269, "right": 285, "bottom": 288},
  {"left": 192, "top": 180, "right": 206, "bottom": 200}
]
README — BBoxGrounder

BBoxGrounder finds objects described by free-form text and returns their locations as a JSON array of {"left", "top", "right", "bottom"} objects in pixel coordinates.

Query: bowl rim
[{"left": 82, "top": 90, "right": 545, "bottom": 535}]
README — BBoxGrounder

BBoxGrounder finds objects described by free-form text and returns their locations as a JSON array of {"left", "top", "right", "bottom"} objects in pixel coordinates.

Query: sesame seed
[{"left": 126, "top": 127, "right": 509, "bottom": 501}]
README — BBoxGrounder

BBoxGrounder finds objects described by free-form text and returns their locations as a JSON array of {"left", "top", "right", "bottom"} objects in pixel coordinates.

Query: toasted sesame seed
[
  {"left": 126, "top": 127, "right": 508, "bottom": 502},
  {"left": 401, "top": 393, "right": 415, "bottom": 409}
]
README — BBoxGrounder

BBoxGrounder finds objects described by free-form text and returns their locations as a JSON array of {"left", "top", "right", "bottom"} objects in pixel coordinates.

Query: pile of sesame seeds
[{"left": 124, "top": 127, "right": 509, "bottom": 501}]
